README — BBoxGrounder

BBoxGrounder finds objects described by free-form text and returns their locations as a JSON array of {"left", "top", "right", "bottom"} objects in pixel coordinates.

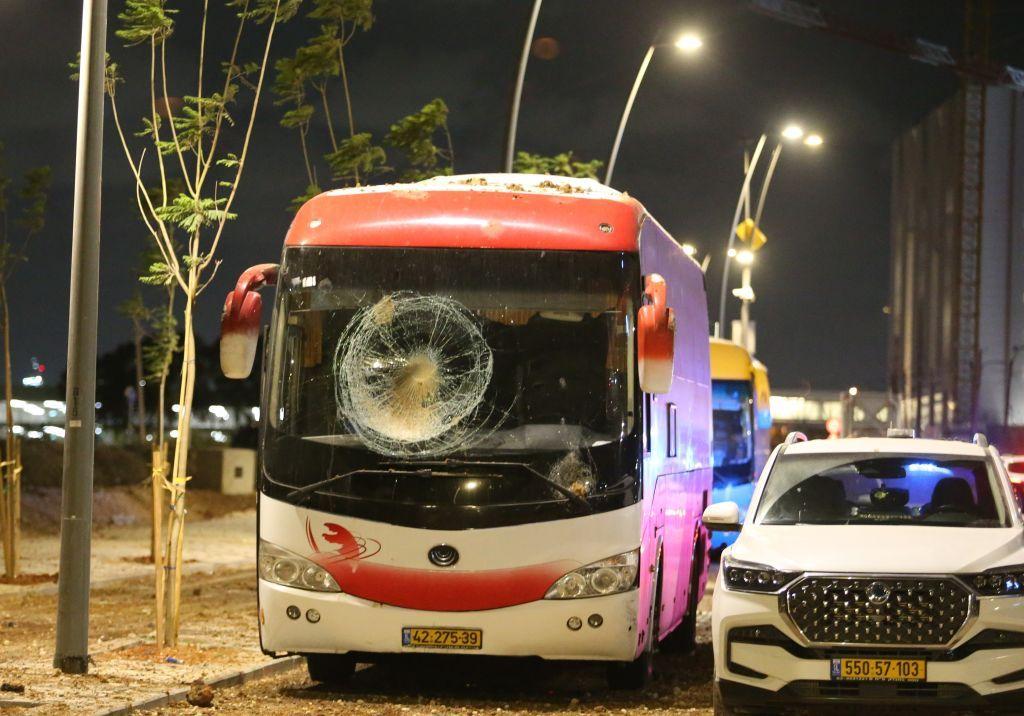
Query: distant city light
[
  {"left": 43, "top": 400, "right": 66, "bottom": 412},
  {"left": 172, "top": 404, "right": 181, "bottom": 413},
  {"left": 11, "top": 426, "right": 24, "bottom": 435},
  {"left": 43, "top": 426, "right": 65, "bottom": 439},
  {"left": 251, "top": 407, "right": 261, "bottom": 422},
  {"left": 736, "top": 250, "right": 755, "bottom": 266},
  {"left": 727, "top": 248, "right": 738, "bottom": 258},
  {"left": 95, "top": 401, "right": 103, "bottom": 409},
  {"left": 170, "top": 429, "right": 179, "bottom": 439},
  {"left": 208, "top": 404, "right": 230, "bottom": 421},
  {"left": 848, "top": 386, "right": 859, "bottom": 397},
  {"left": 682, "top": 243, "right": 697, "bottom": 257},
  {"left": 21, "top": 375, "right": 43, "bottom": 387},
  {"left": 210, "top": 430, "right": 229, "bottom": 444}
]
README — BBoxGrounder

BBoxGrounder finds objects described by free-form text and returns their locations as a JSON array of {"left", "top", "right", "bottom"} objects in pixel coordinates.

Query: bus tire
[
  {"left": 306, "top": 653, "right": 355, "bottom": 686},
  {"left": 607, "top": 557, "right": 660, "bottom": 690},
  {"left": 662, "top": 536, "right": 702, "bottom": 654}
]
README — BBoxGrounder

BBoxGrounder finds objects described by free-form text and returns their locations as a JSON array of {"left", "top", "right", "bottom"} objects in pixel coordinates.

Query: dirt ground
[{"left": 156, "top": 640, "right": 716, "bottom": 715}]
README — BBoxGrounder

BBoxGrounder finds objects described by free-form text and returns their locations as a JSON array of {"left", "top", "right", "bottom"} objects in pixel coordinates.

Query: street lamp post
[
  {"left": 55, "top": 0, "right": 107, "bottom": 674},
  {"left": 604, "top": 32, "right": 702, "bottom": 186},
  {"left": 503, "top": 0, "right": 544, "bottom": 173},
  {"left": 717, "top": 125, "right": 823, "bottom": 338}
]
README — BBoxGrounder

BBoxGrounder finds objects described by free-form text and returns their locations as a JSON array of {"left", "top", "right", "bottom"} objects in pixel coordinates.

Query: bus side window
[
  {"left": 667, "top": 402, "right": 677, "bottom": 458},
  {"left": 644, "top": 393, "right": 652, "bottom": 454}
]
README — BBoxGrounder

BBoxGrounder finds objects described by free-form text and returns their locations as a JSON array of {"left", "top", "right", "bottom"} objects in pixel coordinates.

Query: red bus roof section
[{"left": 285, "top": 174, "right": 645, "bottom": 252}]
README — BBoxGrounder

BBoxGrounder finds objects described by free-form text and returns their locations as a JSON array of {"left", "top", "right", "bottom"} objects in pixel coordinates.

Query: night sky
[{"left": 2, "top": 1, "right": 1022, "bottom": 394}]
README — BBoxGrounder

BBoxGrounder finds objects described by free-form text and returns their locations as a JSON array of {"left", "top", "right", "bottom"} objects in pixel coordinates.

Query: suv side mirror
[
  {"left": 637, "top": 273, "right": 675, "bottom": 394},
  {"left": 702, "top": 501, "right": 741, "bottom": 532},
  {"left": 220, "top": 263, "right": 279, "bottom": 379}
]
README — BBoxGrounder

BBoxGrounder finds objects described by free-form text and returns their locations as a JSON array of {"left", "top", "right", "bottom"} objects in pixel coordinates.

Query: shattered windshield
[
  {"left": 261, "top": 247, "right": 642, "bottom": 528},
  {"left": 755, "top": 453, "right": 1011, "bottom": 527}
]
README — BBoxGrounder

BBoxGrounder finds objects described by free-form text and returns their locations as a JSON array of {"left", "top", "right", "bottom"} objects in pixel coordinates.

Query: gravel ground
[{"left": 153, "top": 615, "right": 716, "bottom": 715}]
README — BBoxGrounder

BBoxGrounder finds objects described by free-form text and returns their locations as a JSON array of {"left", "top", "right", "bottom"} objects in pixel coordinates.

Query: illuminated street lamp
[
  {"left": 804, "top": 133, "right": 824, "bottom": 148},
  {"left": 717, "top": 123, "right": 825, "bottom": 340},
  {"left": 604, "top": 31, "right": 704, "bottom": 186},
  {"left": 682, "top": 243, "right": 698, "bottom": 257}
]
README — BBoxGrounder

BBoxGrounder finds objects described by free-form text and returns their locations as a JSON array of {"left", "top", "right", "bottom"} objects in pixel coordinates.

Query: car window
[{"left": 755, "top": 453, "right": 1010, "bottom": 527}]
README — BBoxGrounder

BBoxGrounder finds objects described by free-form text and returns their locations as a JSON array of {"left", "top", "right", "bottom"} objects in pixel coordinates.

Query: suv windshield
[
  {"left": 261, "top": 247, "right": 641, "bottom": 528},
  {"left": 755, "top": 453, "right": 1011, "bottom": 527}
]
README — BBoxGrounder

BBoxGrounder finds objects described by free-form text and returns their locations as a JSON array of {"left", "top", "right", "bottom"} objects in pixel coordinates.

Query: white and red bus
[{"left": 220, "top": 174, "right": 712, "bottom": 688}]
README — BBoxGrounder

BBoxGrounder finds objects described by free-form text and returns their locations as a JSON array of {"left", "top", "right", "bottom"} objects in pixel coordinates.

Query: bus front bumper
[{"left": 259, "top": 579, "right": 640, "bottom": 662}]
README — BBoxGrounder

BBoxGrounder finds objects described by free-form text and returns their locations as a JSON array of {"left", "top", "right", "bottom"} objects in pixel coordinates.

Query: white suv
[{"left": 704, "top": 432, "right": 1024, "bottom": 714}]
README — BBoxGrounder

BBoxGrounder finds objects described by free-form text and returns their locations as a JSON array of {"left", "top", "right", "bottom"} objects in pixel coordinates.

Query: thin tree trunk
[
  {"left": 1, "top": 285, "right": 16, "bottom": 578},
  {"left": 152, "top": 443, "right": 165, "bottom": 647},
  {"left": 163, "top": 267, "right": 198, "bottom": 646},
  {"left": 336, "top": 42, "right": 359, "bottom": 185}
]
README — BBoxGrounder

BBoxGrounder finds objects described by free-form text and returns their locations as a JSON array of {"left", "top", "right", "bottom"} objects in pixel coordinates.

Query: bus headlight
[
  {"left": 544, "top": 549, "right": 639, "bottom": 599},
  {"left": 258, "top": 539, "right": 341, "bottom": 593}
]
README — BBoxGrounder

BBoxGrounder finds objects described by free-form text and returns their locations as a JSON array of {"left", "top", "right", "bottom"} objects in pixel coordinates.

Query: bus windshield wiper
[
  {"left": 393, "top": 458, "right": 594, "bottom": 515},
  {"left": 285, "top": 467, "right": 433, "bottom": 504}
]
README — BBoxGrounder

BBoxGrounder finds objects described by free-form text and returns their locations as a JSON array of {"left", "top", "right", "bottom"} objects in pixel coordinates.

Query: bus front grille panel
[{"left": 784, "top": 576, "right": 971, "bottom": 646}]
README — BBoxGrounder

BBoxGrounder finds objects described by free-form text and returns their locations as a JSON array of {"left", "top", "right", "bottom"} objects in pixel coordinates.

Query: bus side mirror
[
  {"left": 637, "top": 273, "right": 675, "bottom": 394},
  {"left": 220, "top": 263, "right": 279, "bottom": 379},
  {"left": 702, "top": 502, "right": 741, "bottom": 532}
]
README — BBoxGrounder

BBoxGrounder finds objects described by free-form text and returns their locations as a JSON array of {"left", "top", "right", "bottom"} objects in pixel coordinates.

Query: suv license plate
[
  {"left": 402, "top": 627, "right": 482, "bottom": 650},
  {"left": 831, "top": 657, "right": 926, "bottom": 682}
]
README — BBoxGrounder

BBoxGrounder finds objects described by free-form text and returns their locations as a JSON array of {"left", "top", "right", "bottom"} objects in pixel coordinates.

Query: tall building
[{"left": 890, "top": 83, "right": 1024, "bottom": 441}]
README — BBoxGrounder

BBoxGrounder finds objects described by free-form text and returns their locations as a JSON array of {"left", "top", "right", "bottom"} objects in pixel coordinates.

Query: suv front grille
[{"left": 785, "top": 576, "right": 972, "bottom": 646}]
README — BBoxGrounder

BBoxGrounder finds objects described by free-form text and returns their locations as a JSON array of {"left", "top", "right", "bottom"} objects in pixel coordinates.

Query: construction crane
[{"left": 749, "top": 0, "right": 1024, "bottom": 91}]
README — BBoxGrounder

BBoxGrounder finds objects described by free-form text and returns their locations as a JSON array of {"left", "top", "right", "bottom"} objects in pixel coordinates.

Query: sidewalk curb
[{"left": 96, "top": 655, "right": 304, "bottom": 716}]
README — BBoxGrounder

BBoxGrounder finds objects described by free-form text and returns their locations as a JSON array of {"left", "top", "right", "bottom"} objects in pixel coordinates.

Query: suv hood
[{"left": 730, "top": 525, "right": 1024, "bottom": 574}]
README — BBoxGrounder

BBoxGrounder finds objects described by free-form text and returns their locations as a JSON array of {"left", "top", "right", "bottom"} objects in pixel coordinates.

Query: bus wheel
[
  {"left": 306, "top": 654, "right": 356, "bottom": 686},
  {"left": 607, "top": 561, "right": 660, "bottom": 690}
]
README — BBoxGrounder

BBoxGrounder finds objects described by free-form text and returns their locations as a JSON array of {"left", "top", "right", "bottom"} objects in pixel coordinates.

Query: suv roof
[{"left": 784, "top": 437, "right": 989, "bottom": 458}]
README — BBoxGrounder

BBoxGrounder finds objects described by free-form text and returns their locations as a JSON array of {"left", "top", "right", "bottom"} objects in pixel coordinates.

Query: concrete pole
[
  {"left": 503, "top": 0, "right": 543, "bottom": 173},
  {"left": 54, "top": 0, "right": 107, "bottom": 675},
  {"left": 604, "top": 43, "right": 656, "bottom": 187},
  {"left": 740, "top": 265, "right": 752, "bottom": 351}
]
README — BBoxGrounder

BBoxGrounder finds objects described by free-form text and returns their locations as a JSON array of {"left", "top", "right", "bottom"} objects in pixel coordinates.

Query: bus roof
[
  {"left": 710, "top": 337, "right": 754, "bottom": 381},
  {"left": 285, "top": 173, "right": 646, "bottom": 252}
]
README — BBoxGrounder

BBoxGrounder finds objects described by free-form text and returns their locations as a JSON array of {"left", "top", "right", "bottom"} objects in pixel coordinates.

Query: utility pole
[{"left": 54, "top": 0, "right": 107, "bottom": 675}]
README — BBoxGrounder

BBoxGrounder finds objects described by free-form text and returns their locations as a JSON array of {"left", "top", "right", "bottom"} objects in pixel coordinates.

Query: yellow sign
[{"left": 735, "top": 218, "right": 767, "bottom": 251}]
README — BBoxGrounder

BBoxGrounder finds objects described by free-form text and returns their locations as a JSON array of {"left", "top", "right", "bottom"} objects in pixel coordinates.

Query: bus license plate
[
  {"left": 831, "top": 657, "right": 926, "bottom": 682},
  {"left": 402, "top": 627, "right": 482, "bottom": 650}
]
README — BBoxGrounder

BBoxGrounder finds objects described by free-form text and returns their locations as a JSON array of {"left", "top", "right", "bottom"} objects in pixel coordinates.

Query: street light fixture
[
  {"left": 682, "top": 243, "right": 698, "bottom": 257},
  {"left": 781, "top": 124, "right": 805, "bottom": 141},
  {"left": 717, "top": 124, "right": 825, "bottom": 338},
  {"left": 736, "top": 249, "right": 754, "bottom": 266},
  {"left": 604, "top": 31, "right": 703, "bottom": 186},
  {"left": 674, "top": 32, "right": 703, "bottom": 53}
]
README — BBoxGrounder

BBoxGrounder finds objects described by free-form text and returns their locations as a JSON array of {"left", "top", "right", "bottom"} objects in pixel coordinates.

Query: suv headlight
[
  {"left": 722, "top": 556, "right": 800, "bottom": 593},
  {"left": 258, "top": 539, "right": 341, "bottom": 592},
  {"left": 965, "top": 565, "right": 1024, "bottom": 596},
  {"left": 544, "top": 549, "right": 639, "bottom": 599}
]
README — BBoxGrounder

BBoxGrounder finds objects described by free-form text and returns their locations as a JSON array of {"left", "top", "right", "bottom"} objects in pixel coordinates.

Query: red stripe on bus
[{"left": 311, "top": 554, "right": 576, "bottom": 612}]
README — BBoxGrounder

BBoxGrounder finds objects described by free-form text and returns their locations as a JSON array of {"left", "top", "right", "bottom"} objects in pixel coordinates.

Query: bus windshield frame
[{"left": 259, "top": 246, "right": 643, "bottom": 529}]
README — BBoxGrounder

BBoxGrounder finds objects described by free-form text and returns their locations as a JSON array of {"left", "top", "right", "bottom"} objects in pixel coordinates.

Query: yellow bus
[{"left": 709, "top": 338, "right": 772, "bottom": 553}]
